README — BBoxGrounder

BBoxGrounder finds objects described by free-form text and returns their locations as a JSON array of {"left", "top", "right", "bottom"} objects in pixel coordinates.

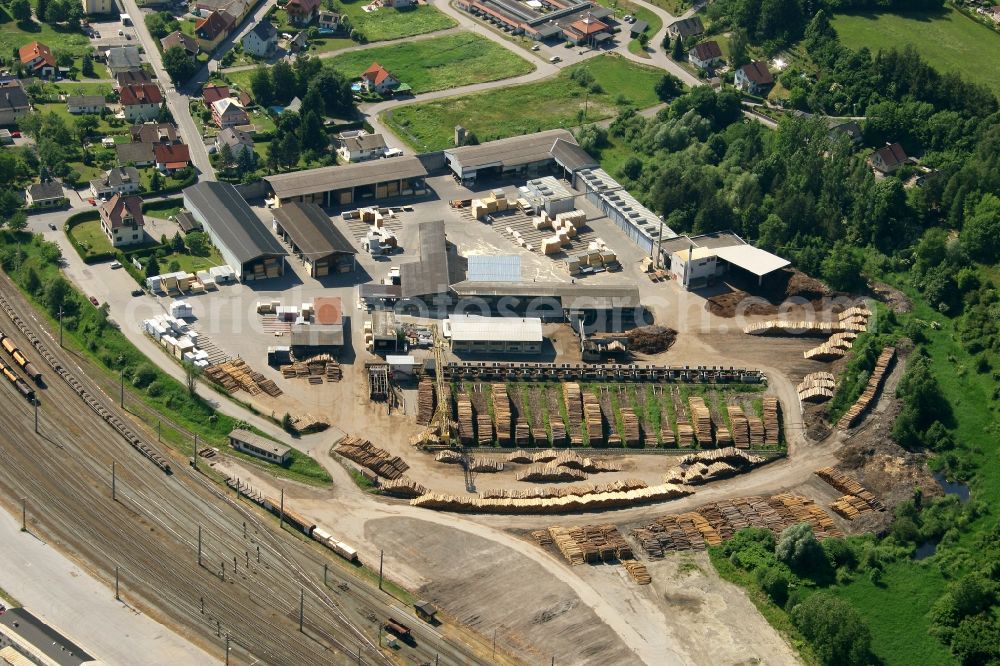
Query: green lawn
[
  {"left": 321, "top": 32, "right": 534, "bottom": 94},
  {"left": 833, "top": 6, "right": 1000, "bottom": 96},
  {"left": 308, "top": 34, "right": 355, "bottom": 54},
  {"left": 332, "top": 0, "right": 456, "bottom": 42},
  {"left": 383, "top": 54, "right": 663, "bottom": 151},
  {"left": 0, "top": 10, "right": 92, "bottom": 59},
  {"left": 70, "top": 218, "right": 114, "bottom": 258},
  {"left": 157, "top": 247, "right": 225, "bottom": 274},
  {"left": 142, "top": 198, "right": 184, "bottom": 220}
]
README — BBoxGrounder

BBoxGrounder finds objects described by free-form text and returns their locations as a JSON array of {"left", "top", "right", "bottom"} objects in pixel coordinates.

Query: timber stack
[
  {"left": 476, "top": 410, "right": 494, "bottom": 445},
  {"left": 380, "top": 477, "right": 428, "bottom": 498},
  {"left": 728, "top": 405, "right": 750, "bottom": 448},
  {"left": 815, "top": 467, "right": 884, "bottom": 511},
  {"left": 515, "top": 421, "right": 530, "bottom": 446},
  {"left": 797, "top": 372, "right": 836, "bottom": 403},
  {"left": 620, "top": 407, "right": 641, "bottom": 447},
  {"left": 480, "top": 479, "right": 646, "bottom": 500},
  {"left": 335, "top": 436, "right": 409, "bottom": 480},
  {"left": 563, "top": 383, "right": 583, "bottom": 445},
  {"left": 622, "top": 559, "right": 651, "bottom": 585},
  {"left": 516, "top": 464, "right": 588, "bottom": 483},
  {"left": 416, "top": 379, "right": 435, "bottom": 425},
  {"left": 457, "top": 394, "right": 474, "bottom": 445},
  {"left": 492, "top": 383, "right": 512, "bottom": 445},
  {"left": 762, "top": 396, "right": 780, "bottom": 445},
  {"left": 583, "top": 390, "right": 603, "bottom": 445},
  {"left": 688, "top": 397, "right": 713, "bottom": 445},
  {"left": 410, "top": 483, "right": 691, "bottom": 514},
  {"left": 836, "top": 346, "right": 896, "bottom": 429}
]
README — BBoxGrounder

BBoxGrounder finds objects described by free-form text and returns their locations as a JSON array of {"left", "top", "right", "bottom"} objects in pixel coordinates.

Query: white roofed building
[{"left": 446, "top": 314, "right": 543, "bottom": 354}]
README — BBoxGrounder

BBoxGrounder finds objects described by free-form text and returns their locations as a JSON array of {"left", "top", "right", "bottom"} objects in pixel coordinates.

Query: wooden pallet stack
[
  {"left": 837, "top": 347, "right": 896, "bottom": 429},
  {"left": 763, "top": 396, "right": 780, "bottom": 445},
  {"left": 815, "top": 467, "right": 885, "bottom": 511},
  {"left": 476, "top": 409, "right": 494, "bottom": 445},
  {"left": 583, "top": 391, "right": 603, "bottom": 445},
  {"left": 335, "top": 436, "right": 409, "bottom": 480},
  {"left": 688, "top": 397, "right": 713, "bottom": 446},
  {"left": 563, "top": 383, "right": 583, "bottom": 445},
  {"left": 622, "top": 559, "right": 651, "bottom": 585},
  {"left": 727, "top": 405, "right": 750, "bottom": 448},
  {"left": 620, "top": 407, "right": 641, "bottom": 447},
  {"left": 457, "top": 394, "right": 474, "bottom": 445},
  {"left": 416, "top": 379, "right": 435, "bottom": 425},
  {"left": 492, "top": 383, "right": 512, "bottom": 446}
]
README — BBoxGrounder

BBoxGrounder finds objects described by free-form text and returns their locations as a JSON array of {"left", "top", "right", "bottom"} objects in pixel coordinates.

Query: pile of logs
[
  {"left": 747, "top": 413, "right": 765, "bottom": 446},
  {"left": 804, "top": 332, "right": 858, "bottom": 361},
  {"left": 583, "top": 391, "right": 603, "bottom": 445},
  {"left": 205, "top": 359, "right": 282, "bottom": 397},
  {"left": 457, "top": 394, "right": 474, "bottom": 445},
  {"left": 531, "top": 530, "right": 553, "bottom": 547},
  {"left": 468, "top": 457, "right": 504, "bottom": 473},
  {"left": 662, "top": 445, "right": 769, "bottom": 485},
  {"left": 492, "top": 384, "right": 512, "bottom": 445},
  {"left": 797, "top": 372, "right": 836, "bottom": 403},
  {"left": 660, "top": 422, "right": 676, "bottom": 447},
  {"left": 620, "top": 407, "right": 641, "bottom": 447},
  {"left": 516, "top": 464, "right": 588, "bottom": 483},
  {"left": 549, "top": 526, "right": 584, "bottom": 565},
  {"left": 280, "top": 355, "right": 341, "bottom": 384},
  {"left": 564, "top": 383, "right": 583, "bottom": 445},
  {"left": 434, "top": 450, "right": 464, "bottom": 464},
  {"left": 410, "top": 483, "right": 691, "bottom": 514},
  {"left": 416, "top": 379, "right": 435, "bottom": 425},
  {"left": 815, "top": 467, "right": 885, "bottom": 511},
  {"left": 380, "top": 477, "right": 428, "bottom": 498},
  {"left": 830, "top": 494, "right": 875, "bottom": 520},
  {"left": 836, "top": 346, "right": 896, "bottom": 429},
  {"left": 622, "top": 559, "right": 651, "bottom": 585},
  {"left": 549, "top": 450, "right": 621, "bottom": 473},
  {"left": 506, "top": 449, "right": 533, "bottom": 464},
  {"left": 550, "top": 417, "right": 567, "bottom": 446},
  {"left": 476, "top": 411, "right": 494, "bottom": 445},
  {"left": 480, "top": 479, "right": 647, "bottom": 500},
  {"left": 688, "top": 397, "right": 713, "bottom": 445},
  {"left": 515, "top": 422, "right": 530, "bottom": 446},
  {"left": 335, "top": 436, "right": 409, "bottom": 480},
  {"left": 763, "top": 396, "right": 780, "bottom": 445},
  {"left": 727, "top": 405, "right": 750, "bottom": 448},
  {"left": 545, "top": 524, "right": 632, "bottom": 565}
]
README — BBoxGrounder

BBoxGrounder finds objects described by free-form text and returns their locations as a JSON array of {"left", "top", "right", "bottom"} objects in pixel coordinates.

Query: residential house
[
  {"left": 18, "top": 42, "right": 56, "bottom": 78},
  {"left": 666, "top": 16, "right": 703, "bottom": 40},
  {"left": 688, "top": 40, "right": 722, "bottom": 70},
  {"left": 337, "top": 132, "right": 387, "bottom": 162},
  {"left": 216, "top": 127, "right": 254, "bottom": 158},
  {"left": 130, "top": 122, "right": 179, "bottom": 144},
  {"left": 288, "top": 31, "right": 308, "bottom": 53},
  {"left": 211, "top": 98, "right": 248, "bottom": 129},
  {"left": 116, "top": 141, "right": 156, "bottom": 167},
  {"left": 360, "top": 63, "right": 400, "bottom": 94},
  {"left": 161, "top": 30, "right": 200, "bottom": 57},
  {"left": 828, "top": 121, "right": 862, "bottom": 145},
  {"left": 195, "top": 10, "right": 235, "bottom": 50},
  {"left": 82, "top": 0, "right": 113, "bottom": 14},
  {"left": 734, "top": 60, "right": 773, "bottom": 95},
  {"left": 285, "top": 0, "right": 320, "bottom": 25},
  {"left": 242, "top": 21, "right": 277, "bottom": 58},
  {"left": 202, "top": 83, "right": 230, "bottom": 108},
  {"left": 99, "top": 194, "right": 146, "bottom": 247},
  {"left": 868, "top": 142, "right": 909, "bottom": 175},
  {"left": 25, "top": 181, "right": 64, "bottom": 208},
  {"left": 115, "top": 70, "right": 153, "bottom": 91},
  {"left": 154, "top": 143, "right": 191, "bottom": 173},
  {"left": 236, "top": 90, "right": 253, "bottom": 107},
  {"left": 989, "top": 5, "right": 1000, "bottom": 22},
  {"left": 195, "top": 0, "right": 256, "bottom": 23},
  {"left": 318, "top": 11, "right": 340, "bottom": 29},
  {"left": 89, "top": 166, "right": 142, "bottom": 199},
  {"left": 105, "top": 46, "right": 143, "bottom": 75},
  {"left": 120, "top": 83, "right": 163, "bottom": 122},
  {"left": 66, "top": 95, "right": 106, "bottom": 114},
  {"left": 0, "top": 81, "right": 31, "bottom": 125}
]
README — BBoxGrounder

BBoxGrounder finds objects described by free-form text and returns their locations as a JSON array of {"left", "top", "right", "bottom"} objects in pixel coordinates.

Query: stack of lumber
[
  {"left": 727, "top": 405, "right": 750, "bottom": 448},
  {"left": 830, "top": 494, "right": 875, "bottom": 520},
  {"left": 279, "top": 355, "right": 339, "bottom": 384},
  {"left": 804, "top": 333, "right": 858, "bottom": 361},
  {"left": 326, "top": 362, "right": 342, "bottom": 382},
  {"left": 335, "top": 437, "right": 409, "bottom": 480},
  {"left": 838, "top": 306, "right": 872, "bottom": 329},
  {"left": 380, "top": 477, "right": 428, "bottom": 498},
  {"left": 515, "top": 422, "right": 530, "bottom": 446},
  {"left": 688, "top": 397, "right": 713, "bottom": 446},
  {"left": 620, "top": 407, "right": 641, "bottom": 447},
  {"left": 583, "top": 391, "right": 603, "bottom": 445},
  {"left": 259, "top": 379, "right": 283, "bottom": 396},
  {"left": 564, "top": 524, "right": 633, "bottom": 563},
  {"left": 492, "top": 384, "right": 512, "bottom": 445},
  {"left": 747, "top": 414, "right": 765, "bottom": 446},
  {"left": 457, "top": 394, "right": 474, "bottom": 445},
  {"left": 564, "top": 383, "right": 584, "bottom": 445},
  {"left": 815, "top": 467, "right": 885, "bottom": 511},
  {"left": 531, "top": 530, "right": 553, "bottom": 546},
  {"left": 550, "top": 418, "right": 567, "bottom": 446},
  {"left": 205, "top": 359, "right": 269, "bottom": 395},
  {"left": 481, "top": 479, "right": 647, "bottom": 500},
  {"left": 469, "top": 457, "right": 504, "bottom": 473},
  {"left": 434, "top": 450, "right": 464, "bottom": 465},
  {"left": 516, "top": 464, "right": 588, "bottom": 483},
  {"left": 763, "top": 396, "right": 780, "bottom": 445},
  {"left": 548, "top": 527, "right": 585, "bottom": 565},
  {"left": 409, "top": 483, "right": 691, "bottom": 514},
  {"left": 660, "top": 423, "right": 676, "bottom": 447},
  {"left": 622, "top": 559, "right": 651, "bottom": 585},
  {"left": 797, "top": 372, "right": 836, "bottom": 403},
  {"left": 744, "top": 319, "right": 867, "bottom": 336},
  {"left": 507, "top": 449, "right": 533, "bottom": 464},
  {"left": 837, "top": 346, "right": 896, "bottom": 429},
  {"left": 771, "top": 493, "right": 843, "bottom": 538},
  {"left": 550, "top": 450, "right": 621, "bottom": 473},
  {"left": 416, "top": 379, "right": 435, "bottom": 425},
  {"left": 476, "top": 410, "right": 494, "bottom": 445}
]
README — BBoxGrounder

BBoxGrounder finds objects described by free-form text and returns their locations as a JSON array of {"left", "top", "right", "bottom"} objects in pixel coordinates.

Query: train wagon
[
  {"left": 0, "top": 332, "right": 42, "bottom": 382},
  {"left": 331, "top": 541, "right": 358, "bottom": 563},
  {"left": 0, "top": 360, "right": 34, "bottom": 401},
  {"left": 384, "top": 620, "right": 411, "bottom": 638}
]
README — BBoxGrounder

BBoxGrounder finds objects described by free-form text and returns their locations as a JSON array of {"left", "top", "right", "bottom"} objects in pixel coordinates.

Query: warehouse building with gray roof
[
  {"left": 271, "top": 202, "right": 356, "bottom": 277},
  {"left": 264, "top": 156, "right": 429, "bottom": 208}
]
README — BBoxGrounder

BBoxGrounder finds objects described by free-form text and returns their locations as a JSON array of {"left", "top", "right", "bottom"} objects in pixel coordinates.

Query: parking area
[{"left": 87, "top": 16, "right": 141, "bottom": 52}]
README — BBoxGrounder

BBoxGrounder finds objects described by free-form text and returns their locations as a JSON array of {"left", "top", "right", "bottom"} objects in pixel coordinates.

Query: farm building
[
  {"left": 290, "top": 296, "right": 345, "bottom": 348},
  {"left": 271, "top": 202, "right": 357, "bottom": 277},
  {"left": 445, "top": 129, "right": 577, "bottom": 185},
  {"left": 183, "top": 181, "right": 287, "bottom": 281},
  {"left": 228, "top": 429, "right": 291, "bottom": 464},
  {"left": 265, "top": 157, "right": 429, "bottom": 207},
  {"left": 446, "top": 314, "right": 543, "bottom": 354}
]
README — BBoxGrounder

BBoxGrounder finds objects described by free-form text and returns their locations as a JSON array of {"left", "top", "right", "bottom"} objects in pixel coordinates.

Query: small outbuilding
[
  {"left": 229, "top": 428, "right": 291, "bottom": 464},
  {"left": 414, "top": 601, "right": 438, "bottom": 623}
]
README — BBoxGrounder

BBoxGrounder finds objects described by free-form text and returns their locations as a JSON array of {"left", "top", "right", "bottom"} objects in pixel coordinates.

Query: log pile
[
  {"left": 469, "top": 457, "right": 504, "bottom": 473},
  {"left": 836, "top": 346, "right": 896, "bottom": 429},
  {"left": 516, "top": 464, "right": 588, "bottom": 483},
  {"left": 747, "top": 414, "right": 765, "bottom": 446},
  {"left": 744, "top": 319, "right": 867, "bottom": 336},
  {"left": 507, "top": 449, "right": 532, "bottom": 464},
  {"left": 563, "top": 383, "right": 583, "bottom": 445},
  {"left": 531, "top": 426, "right": 548, "bottom": 446},
  {"left": 549, "top": 526, "right": 585, "bottom": 565},
  {"left": 830, "top": 494, "right": 875, "bottom": 520},
  {"left": 476, "top": 410, "right": 494, "bottom": 445},
  {"left": 674, "top": 391, "right": 694, "bottom": 447},
  {"left": 550, "top": 418, "right": 566, "bottom": 446},
  {"left": 660, "top": 423, "right": 676, "bottom": 447},
  {"left": 411, "top": 484, "right": 691, "bottom": 514},
  {"left": 815, "top": 467, "right": 884, "bottom": 511},
  {"left": 457, "top": 394, "right": 474, "bottom": 445},
  {"left": 763, "top": 396, "right": 780, "bottom": 445},
  {"left": 280, "top": 355, "right": 341, "bottom": 384},
  {"left": 335, "top": 436, "right": 409, "bottom": 480},
  {"left": 622, "top": 559, "right": 651, "bottom": 585},
  {"left": 620, "top": 407, "right": 641, "bottom": 447},
  {"left": 380, "top": 477, "right": 428, "bottom": 498},
  {"left": 416, "top": 379, "right": 435, "bottom": 425},
  {"left": 515, "top": 422, "right": 530, "bottom": 446},
  {"left": 492, "top": 384, "right": 512, "bottom": 445},
  {"left": 797, "top": 372, "right": 836, "bottom": 403},
  {"left": 727, "top": 405, "right": 750, "bottom": 448},
  {"left": 205, "top": 359, "right": 280, "bottom": 396},
  {"left": 583, "top": 391, "right": 603, "bottom": 445},
  {"left": 803, "top": 332, "right": 858, "bottom": 361},
  {"left": 688, "top": 397, "right": 713, "bottom": 446},
  {"left": 549, "top": 449, "right": 621, "bottom": 473},
  {"left": 531, "top": 530, "right": 553, "bottom": 547},
  {"left": 480, "top": 479, "right": 646, "bottom": 500},
  {"left": 434, "top": 450, "right": 464, "bottom": 464},
  {"left": 663, "top": 448, "right": 766, "bottom": 485}
]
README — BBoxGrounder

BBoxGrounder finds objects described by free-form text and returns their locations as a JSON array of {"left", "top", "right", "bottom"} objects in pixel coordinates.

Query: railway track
[{"left": 0, "top": 276, "right": 486, "bottom": 666}]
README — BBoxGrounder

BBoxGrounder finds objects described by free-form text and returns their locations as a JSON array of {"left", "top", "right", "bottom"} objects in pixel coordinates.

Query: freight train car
[
  {"left": 311, "top": 525, "right": 360, "bottom": 563},
  {"left": 0, "top": 357, "right": 34, "bottom": 400},
  {"left": 0, "top": 331, "right": 42, "bottom": 382}
]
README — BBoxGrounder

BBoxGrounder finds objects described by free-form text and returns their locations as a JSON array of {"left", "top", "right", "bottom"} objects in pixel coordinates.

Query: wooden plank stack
[
  {"left": 688, "top": 396, "right": 713, "bottom": 446},
  {"left": 622, "top": 559, "right": 651, "bottom": 585},
  {"left": 763, "top": 396, "right": 780, "bottom": 445},
  {"left": 564, "top": 383, "right": 584, "bottom": 445},
  {"left": 837, "top": 346, "right": 896, "bottom": 429},
  {"left": 435, "top": 450, "right": 464, "bottom": 464},
  {"left": 515, "top": 422, "right": 530, "bottom": 446},
  {"left": 279, "top": 355, "right": 340, "bottom": 384},
  {"left": 531, "top": 530, "right": 553, "bottom": 547},
  {"left": 416, "top": 379, "right": 435, "bottom": 425},
  {"left": 476, "top": 409, "right": 494, "bottom": 445},
  {"left": 335, "top": 436, "right": 409, "bottom": 480},
  {"left": 727, "top": 405, "right": 750, "bottom": 448},
  {"left": 492, "top": 383, "right": 512, "bottom": 445},
  {"left": 457, "top": 394, "right": 474, "bottom": 445},
  {"left": 660, "top": 422, "right": 676, "bottom": 447},
  {"left": 815, "top": 467, "right": 885, "bottom": 511},
  {"left": 583, "top": 391, "right": 603, "bottom": 445},
  {"left": 620, "top": 407, "right": 641, "bottom": 447}
]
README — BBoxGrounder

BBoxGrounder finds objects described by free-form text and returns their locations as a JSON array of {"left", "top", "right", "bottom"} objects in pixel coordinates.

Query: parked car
[
  {"left": 87, "top": 197, "right": 96, "bottom": 206},
  {"left": 131, "top": 289, "right": 144, "bottom": 297},
  {"left": 531, "top": 44, "right": 540, "bottom": 51},
  {"left": 110, "top": 260, "right": 121, "bottom": 269},
  {"left": 89, "top": 296, "right": 99, "bottom": 306},
  {"left": 10, "top": 131, "right": 20, "bottom": 138},
  {"left": 48, "top": 223, "right": 56, "bottom": 230},
  {"left": 549, "top": 56, "right": 561, "bottom": 63}
]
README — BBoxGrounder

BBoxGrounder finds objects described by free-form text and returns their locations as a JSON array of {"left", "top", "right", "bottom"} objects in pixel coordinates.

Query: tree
[
  {"left": 185, "top": 231, "right": 209, "bottom": 256},
  {"left": 654, "top": 74, "right": 682, "bottom": 102},
  {"left": 74, "top": 114, "right": 99, "bottom": 143},
  {"left": 145, "top": 255, "right": 160, "bottom": 278},
  {"left": 308, "top": 70, "right": 353, "bottom": 117},
  {"left": 279, "top": 131, "right": 300, "bottom": 169},
  {"left": 299, "top": 111, "right": 327, "bottom": 160},
  {"left": 217, "top": 142, "right": 235, "bottom": 168},
  {"left": 81, "top": 52, "right": 94, "bottom": 77},
  {"left": 271, "top": 61, "right": 297, "bottom": 105},
  {"left": 23, "top": 267, "right": 41, "bottom": 295},
  {"left": 281, "top": 412, "right": 294, "bottom": 432},
  {"left": 776, "top": 523, "right": 828, "bottom": 575},
  {"left": 182, "top": 360, "right": 201, "bottom": 395},
  {"left": 168, "top": 259, "right": 181, "bottom": 272},
  {"left": 10, "top": 0, "right": 32, "bottom": 23},
  {"left": 729, "top": 28, "right": 748, "bottom": 68},
  {"left": 671, "top": 36, "right": 683, "bottom": 61},
  {"left": 963, "top": 192, "right": 1000, "bottom": 263},
  {"left": 163, "top": 46, "right": 196, "bottom": 84},
  {"left": 620, "top": 156, "right": 642, "bottom": 181},
  {"left": 6, "top": 210, "right": 28, "bottom": 232},
  {"left": 149, "top": 170, "right": 163, "bottom": 192},
  {"left": 820, "top": 241, "right": 865, "bottom": 292},
  {"left": 791, "top": 593, "right": 874, "bottom": 666},
  {"left": 638, "top": 32, "right": 648, "bottom": 48},
  {"left": 170, "top": 232, "right": 185, "bottom": 253},
  {"left": 235, "top": 145, "right": 257, "bottom": 176},
  {"left": 36, "top": 0, "right": 48, "bottom": 23},
  {"left": 250, "top": 67, "right": 274, "bottom": 108},
  {"left": 145, "top": 12, "right": 171, "bottom": 38},
  {"left": 44, "top": 0, "right": 68, "bottom": 24},
  {"left": 43, "top": 276, "right": 72, "bottom": 315}
]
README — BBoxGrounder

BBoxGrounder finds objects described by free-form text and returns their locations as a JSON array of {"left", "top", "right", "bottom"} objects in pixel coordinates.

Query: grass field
[
  {"left": 833, "top": 6, "right": 1000, "bottom": 95},
  {"left": 321, "top": 33, "right": 534, "bottom": 94},
  {"left": 0, "top": 9, "right": 92, "bottom": 58},
  {"left": 383, "top": 55, "right": 663, "bottom": 151},
  {"left": 332, "top": 0, "right": 456, "bottom": 42},
  {"left": 69, "top": 219, "right": 114, "bottom": 258}
]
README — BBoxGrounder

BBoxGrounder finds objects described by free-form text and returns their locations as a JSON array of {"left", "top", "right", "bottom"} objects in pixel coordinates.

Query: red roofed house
[
  {"left": 211, "top": 98, "right": 248, "bottom": 129},
  {"left": 99, "top": 194, "right": 146, "bottom": 247},
  {"left": 286, "top": 0, "right": 321, "bottom": 25},
  {"left": 195, "top": 10, "right": 235, "bottom": 50},
  {"left": 563, "top": 13, "right": 610, "bottom": 47},
  {"left": 360, "top": 63, "right": 400, "bottom": 95},
  {"left": 154, "top": 143, "right": 191, "bottom": 173},
  {"left": 120, "top": 83, "right": 164, "bottom": 122},
  {"left": 688, "top": 41, "right": 723, "bottom": 70},
  {"left": 202, "top": 83, "right": 231, "bottom": 109},
  {"left": 868, "top": 142, "right": 909, "bottom": 175},
  {"left": 735, "top": 61, "right": 774, "bottom": 96},
  {"left": 19, "top": 42, "right": 57, "bottom": 78}
]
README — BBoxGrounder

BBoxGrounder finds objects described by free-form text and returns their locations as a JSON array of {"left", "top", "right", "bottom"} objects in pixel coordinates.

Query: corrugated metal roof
[
  {"left": 467, "top": 254, "right": 522, "bottom": 282},
  {"left": 450, "top": 281, "right": 641, "bottom": 310},
  {"left": 272, "top": 202, "right": 356, "bottom": 257},
  {"left": 229, "top": 428, "right": 290, "bottom": 456},
  {"left": 714, "top": 245, "right": 790, "bottom": 276},
  {"left": 184, "top": 182, "right": 287, "bottom": 265},
  {"left": 399, "top": 220, "right": 467, "bottom": 298},
  {"left": 448, "top": 314, "right": 543, "bottom": 342},
  {"left": 550, "top": 138, "right": 598, "bottom": 172},
  {"left": 445, "top": 129, "right": 575, "bottom": 172},
  {"left": 265, "top": 156, "right": 427, "bottom": 199}
]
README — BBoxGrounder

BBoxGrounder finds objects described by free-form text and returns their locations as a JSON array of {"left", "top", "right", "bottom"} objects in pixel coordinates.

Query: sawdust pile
[{"left": 627, "top": 326, "right": 677, "bottom": 354}]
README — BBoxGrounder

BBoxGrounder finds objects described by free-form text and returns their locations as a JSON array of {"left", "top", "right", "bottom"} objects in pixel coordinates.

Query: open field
[
  {"left": 332, "top": 0, "right": 456, "bottom": 42},
  {"left": 833, "top": 6, "right": 1000, "bottom": 95},
  {"left": 0, "top": 11, "right": 92, "bottom": 59},
  {"left": 383, "top": 55, "right": 663, "bottom": 151},
  {"left": 68, "top": 218, "right": 115, "bottom": 258},
  {"left": 321, "top": 32, "right": 535, "bottom": 94}
]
